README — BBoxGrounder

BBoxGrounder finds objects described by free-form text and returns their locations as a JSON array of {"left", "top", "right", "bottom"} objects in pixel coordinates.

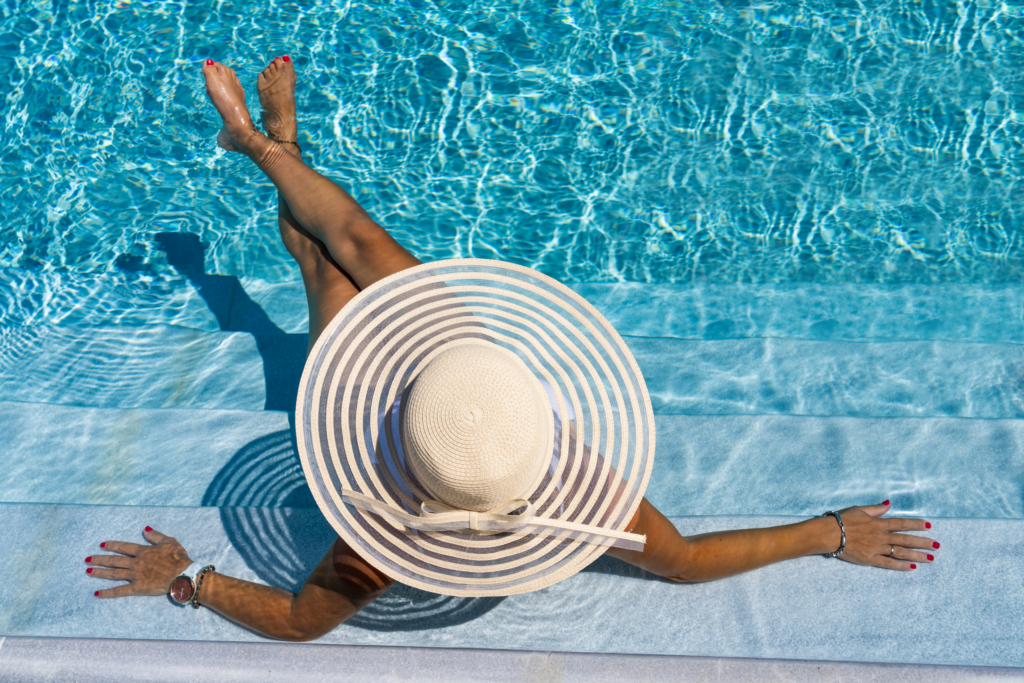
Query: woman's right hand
[{"left": 86, "top": 527, "right": 193, "bottom": 598}]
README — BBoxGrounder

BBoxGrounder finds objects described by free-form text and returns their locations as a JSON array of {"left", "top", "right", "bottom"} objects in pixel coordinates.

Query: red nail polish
[
  {"left": 85, "top": 556, "right": 92, "bottom": 563},
  {"left": 927, "top": 554, "right": 934, "bottom": 561},
  {"left": 933, "top": 542, "right": 940, "bottom": 549},
  {"left": 882, "top": 500, "right": 890, "bottom": 506},
  {"left": 94, "top": 591, "right": 100, "bottom": 597},
  {"left": 910, "top": 564, "right": 917, "bottom": 569},
  {"left": 205, "top": 59, "right": 213, "bottom": 66},
  {"left": 100, "top": 542, "right": 106, "bottom": 548},
  {"left": 86, "top": 568, "right": 93, "bottom": 574},
  {"left": 925, "top": 522, "right": 932, "bottom": 529},
  {"left": 283, "top": 55, "right": 291, "bottom": 62},
  {"left": 145, "top": 526, "right": 153, "bottom": 532}
]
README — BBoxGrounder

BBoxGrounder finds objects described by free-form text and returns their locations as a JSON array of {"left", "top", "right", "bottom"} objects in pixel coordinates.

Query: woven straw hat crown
[{"left": 402, "top": 343, "right": 553, "bottom": 512}]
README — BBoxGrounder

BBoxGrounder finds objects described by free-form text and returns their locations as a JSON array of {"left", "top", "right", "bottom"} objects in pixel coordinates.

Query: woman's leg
[
  {"left": 255, "top": 56, "right": 362, "bottom": 350},
  {"left": 203, "top": 59, "right": 420, "bottom": 294}
]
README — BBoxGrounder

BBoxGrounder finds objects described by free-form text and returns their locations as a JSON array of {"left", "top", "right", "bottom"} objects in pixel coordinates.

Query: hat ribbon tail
[{"left": 341, "top": 489, "right": 646, "bottom": 552}]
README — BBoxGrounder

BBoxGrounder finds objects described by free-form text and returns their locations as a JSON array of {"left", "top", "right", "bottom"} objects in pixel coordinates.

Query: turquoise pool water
[
  {"left": 2, "top": 0, "right": 1023, "bottom": 284},
  {"left": 2, "top": 0, "right": 1024, "bottom": 669}
]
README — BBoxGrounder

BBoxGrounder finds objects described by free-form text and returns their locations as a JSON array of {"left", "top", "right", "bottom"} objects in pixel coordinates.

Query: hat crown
[{"left": 401, "top": 342, "right": 552, "bottom": 512}]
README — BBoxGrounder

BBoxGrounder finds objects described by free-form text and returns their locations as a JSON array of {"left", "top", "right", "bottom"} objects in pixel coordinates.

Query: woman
[{"left": 85, "top": 57, "right": 939, "bottom": 641}]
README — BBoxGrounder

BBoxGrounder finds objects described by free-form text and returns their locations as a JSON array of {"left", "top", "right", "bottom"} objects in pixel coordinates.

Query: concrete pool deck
[{"left": 1, "top": 637, "right": 1022, "bottom": 682}]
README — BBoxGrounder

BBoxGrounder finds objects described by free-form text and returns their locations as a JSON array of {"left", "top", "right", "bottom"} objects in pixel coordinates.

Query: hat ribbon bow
[{"left": 340, "top": 489, "right": 645, "bottom": 551}]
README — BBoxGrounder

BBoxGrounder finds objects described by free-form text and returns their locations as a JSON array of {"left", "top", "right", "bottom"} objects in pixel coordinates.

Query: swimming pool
[{"left": 1, "top": 0, "right": 1022, "bottom": 670}]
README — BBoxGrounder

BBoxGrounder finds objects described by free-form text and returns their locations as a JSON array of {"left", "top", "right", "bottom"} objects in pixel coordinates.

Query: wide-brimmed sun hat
[{"left": 296, "top": 259, "right": 655, "bottom": 597}]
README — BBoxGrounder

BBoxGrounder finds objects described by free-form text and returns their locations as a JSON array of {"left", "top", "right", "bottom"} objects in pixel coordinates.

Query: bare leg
[
  {"left": 203, "top": 59, "right": 420, "bottom": 295},
  {"left": 255, "top": 56, "right": 361, "bottom": 350}
]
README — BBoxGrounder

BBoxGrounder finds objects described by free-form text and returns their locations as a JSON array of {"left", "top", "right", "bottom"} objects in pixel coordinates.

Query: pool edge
[{"left": 1, "top": 636, "right": 1021, "bottom": 682}]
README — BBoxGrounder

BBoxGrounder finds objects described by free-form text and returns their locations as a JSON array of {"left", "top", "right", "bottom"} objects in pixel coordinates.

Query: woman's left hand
[
  {"left": 831, "top": 502, "right": 939, "bottom": 570},
  {"left": 86, "top": 527, "right": 193, "bottom": 598}
]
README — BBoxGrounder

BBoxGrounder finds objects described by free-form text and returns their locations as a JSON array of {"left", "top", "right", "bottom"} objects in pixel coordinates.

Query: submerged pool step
[
  {"left": 2, "top": 401, "right": 1019, "bottom": 519},
  {"left": 5, "top": 319, "right": 1024, "bottom": 421},
  {"left": 3, "top": 265, "right": 1023, "bottom": 343},
  {"left": 0, "top": 501, "right": 1020, "bottom": 668},
  {"left": 633, "top": 336, "right": 1024, "bottom": 419}
]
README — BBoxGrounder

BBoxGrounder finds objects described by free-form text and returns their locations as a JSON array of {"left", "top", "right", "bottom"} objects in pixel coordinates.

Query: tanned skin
[{"left": 85, "top": 57, "right": 940, "bottom": 641}]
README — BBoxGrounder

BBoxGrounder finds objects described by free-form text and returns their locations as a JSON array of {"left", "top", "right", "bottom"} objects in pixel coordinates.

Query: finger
[
  {"left": 95, "top": 583, "right": 137, "bottom": 599},
  {"left": 887, "top": 532, "right": 939, "bottom": 550},
  {"left": 873, "top": 556, "right": 917, "bottom": 571},
  {"left": 883, "top": 517, "right": 930, "bottom": 532},
  {"left": 890, "top": 546, "right": 936, "bottom": 564},
  {"left": 86, "top": 554, "right": 131, "bottom": 569},
  {"left": 100, "top": 541, "right": 143, "bottom": 556},
  {"left": 143, "top": 527, "right": 170, "bottom": 544},
  {"left": 87, "top": 567, "right": 132, "bottom": 581},
  {"left": 863, "top": 500, "right": 892, "bottom": 518}
]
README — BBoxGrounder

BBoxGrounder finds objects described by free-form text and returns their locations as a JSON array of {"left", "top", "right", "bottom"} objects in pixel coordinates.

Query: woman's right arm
[
  {"left": 89, "top": 529, "right": 393, "bottom": 641},
  {"left": 606, "top": 498, "right": 939, "bottom": 582}
]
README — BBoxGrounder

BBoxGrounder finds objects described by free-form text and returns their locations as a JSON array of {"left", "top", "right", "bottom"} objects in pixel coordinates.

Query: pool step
[
  {"left": 3, "top": 265, "right": 1024, "bottom": 343},
  {"left": 1, "top": 400, "right": 1019, "bottom": 519},
  {"left": 1, "top": 501, "right": 1020, "bottom": 668},
  {"left": 5, "top": 322, "right": 1024, "bottom": 420}
]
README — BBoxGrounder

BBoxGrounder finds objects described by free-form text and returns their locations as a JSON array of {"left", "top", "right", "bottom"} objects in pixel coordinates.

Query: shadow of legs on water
[{"left": 153, "top": 231, "right": 308, "bottom": 412}]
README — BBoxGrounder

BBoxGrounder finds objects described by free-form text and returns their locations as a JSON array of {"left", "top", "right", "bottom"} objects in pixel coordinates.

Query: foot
[
  {"left": 258, "top": 56, "right": 299, "bottom": 157},
  {"left": 202, "top": 60, "right": 258, "bottom": 153}
]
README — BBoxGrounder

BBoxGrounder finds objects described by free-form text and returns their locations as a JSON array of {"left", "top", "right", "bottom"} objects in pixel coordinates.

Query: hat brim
[{"left": 296, "top": 259, "right": 655, "bottom": 597}]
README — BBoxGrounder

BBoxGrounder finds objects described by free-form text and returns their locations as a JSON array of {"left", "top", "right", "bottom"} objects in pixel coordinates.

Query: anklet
[{"left": 267, "top": 133, "right": 301, "bottom": 150}]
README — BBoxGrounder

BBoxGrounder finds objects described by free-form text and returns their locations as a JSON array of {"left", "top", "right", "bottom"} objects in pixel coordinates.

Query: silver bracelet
[{"left": 821, "top": 511, "right": 846, "bottom": 558}]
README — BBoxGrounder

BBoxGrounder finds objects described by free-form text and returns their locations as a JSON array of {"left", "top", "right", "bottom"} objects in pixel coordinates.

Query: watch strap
[{"left": 178, "top": 562, "right": 204, "bottom": 581}]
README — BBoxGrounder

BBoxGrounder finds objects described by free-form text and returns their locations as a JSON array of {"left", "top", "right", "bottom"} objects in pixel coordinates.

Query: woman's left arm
[{"left": 607, "top": 499, "right": 939, "bottom": 583}]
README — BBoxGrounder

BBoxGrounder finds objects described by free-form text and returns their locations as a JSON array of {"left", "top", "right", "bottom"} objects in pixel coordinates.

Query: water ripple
[{"left": 0, "top": 1, "right": 1021, "bottom": 284}]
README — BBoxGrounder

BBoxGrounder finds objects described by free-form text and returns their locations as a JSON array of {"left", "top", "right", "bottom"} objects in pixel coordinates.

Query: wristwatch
[{"left": 170, "top": 562, "right": 214, "bottom": 607}]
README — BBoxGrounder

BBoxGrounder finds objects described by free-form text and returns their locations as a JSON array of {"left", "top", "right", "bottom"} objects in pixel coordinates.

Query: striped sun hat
[{"left": 296, "top": 259, "right": 655, "bottom": 597}]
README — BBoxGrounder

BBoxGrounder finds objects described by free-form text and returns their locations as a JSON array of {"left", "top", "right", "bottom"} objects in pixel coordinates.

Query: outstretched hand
[
  {"left": 833, "top": 502, "right": 939, "bottom": 570},
  {"left": 86, "top": 528, "right": 192, "bottom": 598}
]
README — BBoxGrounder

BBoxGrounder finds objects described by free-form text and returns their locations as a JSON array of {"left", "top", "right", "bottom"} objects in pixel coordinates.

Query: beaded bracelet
[
  {"left": 821, "top": 511, "right": 846, "bottom": 558},
  {"left": 189, "top": 564, "right": 216, "bottom": 609}
]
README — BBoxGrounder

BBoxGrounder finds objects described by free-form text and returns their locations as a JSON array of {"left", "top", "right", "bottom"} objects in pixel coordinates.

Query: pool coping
[{"left": 1, "top": 636, "right": 1022, "bottom": 682}]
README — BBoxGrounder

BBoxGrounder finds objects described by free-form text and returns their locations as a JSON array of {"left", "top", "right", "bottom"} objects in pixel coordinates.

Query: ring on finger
[{"left": 889, "top": 545, "right": 895, "bottom": 558}]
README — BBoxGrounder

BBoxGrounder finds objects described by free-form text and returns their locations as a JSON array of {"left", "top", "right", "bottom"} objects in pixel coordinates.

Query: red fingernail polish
[
  {"left": 927, "top": 554, "right": 934, "bottom": 561},
  {"left": 85, "top": 556, "right": 92, "bottom": 563},
  {"left": 910, "top": 564, "right": 917, "bottom": 569},
  {"left": 86, "top": 568, "right": 93, "bottom": 574},
  {"left": 145, "top": 526, "right": 153, "bottom": 532},
  {"left": 100, "top": 542, "right": 106, "bottom": 548},
  {"left": 205, "top": 59, "right": 213, "bottom": 66},
  {"left": 283, "top": 55, "right": 291, "bottom": 62},
  {"left": 925, "top": 522, "right": 932, "bottom": 529},
  {"left": 882, "top": 500, "right": 890, "bottom": 506},
  {"left": 94, "top": 591, "right": 100, "bottom": 597},
  {"left": 933, "top": 542, "right": 940, "bottom": 549}
]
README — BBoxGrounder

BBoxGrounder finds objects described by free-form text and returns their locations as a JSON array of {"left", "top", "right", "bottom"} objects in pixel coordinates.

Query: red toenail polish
[
  {"left": 86, "top": 568, "right": 93, "bottom": 574},
  {"left": 205, "top": 59, "right": 213, "bottom": 66},
  {"left": 910, "top": 564, "right": 917, "bottom": 569},
  {"left": 94, "top": 591, "right": 100, "bottom": 597},
  {"left": 283, "top": 55, "right": 291, "bottom": 62},
  {"left": 882, "top": 500, "right": 890, "bottom": 506},
  {"left": 100, "top": 542, "right": 106, "bottom": 548},
  {"left": 85, "top": 557, "right": 92, "bottom": 563},
  {"left": 933, "top": 542, "right": 940, "bottom": 549},
  {"left": 145, "top": 526, "right": 153, "bottom": 532},
  {"left": 925, "top": 522, "right": 932, "bottom": 529},
  {"left": 927, "top": 554, "right": 934, "bottom": 561}
]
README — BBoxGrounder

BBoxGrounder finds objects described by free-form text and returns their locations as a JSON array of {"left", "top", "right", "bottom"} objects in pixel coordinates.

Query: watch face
[{"left": 170, "top": 576, "right": 194, "bottom": 604}]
